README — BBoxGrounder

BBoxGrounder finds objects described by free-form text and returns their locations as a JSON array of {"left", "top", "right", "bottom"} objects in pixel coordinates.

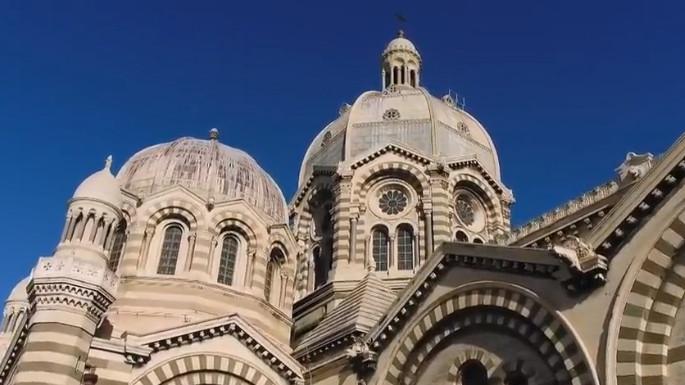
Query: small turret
[
  {"left": 381, "top": 30, "right": 422, "bottom": 88},
  {"left": 56, "top": 156, "right": 123, "bottom": 262}
]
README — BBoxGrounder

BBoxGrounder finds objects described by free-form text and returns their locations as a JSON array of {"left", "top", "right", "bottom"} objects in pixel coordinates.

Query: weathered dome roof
[
  {"left": 7, "top": 277, "right": 29, "bottom": 303},
  {"left": 117, "top": 134, "right": 287, "bottom": 222},
  {"left": 298, "top": 86, "right": 502, "bottom": 187},
  {"left": 382, "top": 30, "right": 420, "bottom": 59},
  {"left": 73, "top": 156, "right": 123, "bottom": 208}
]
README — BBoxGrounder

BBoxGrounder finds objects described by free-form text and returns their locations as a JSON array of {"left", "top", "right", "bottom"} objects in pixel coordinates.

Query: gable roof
[
  {"left": 363, "top": 241, "right": 603, "bottom": 352},
  {"left": 294, "top": 270, "right": 396, "bottom": 360},
  {"left": 117, "top": 313, "right": 304, "bottom": 384}
]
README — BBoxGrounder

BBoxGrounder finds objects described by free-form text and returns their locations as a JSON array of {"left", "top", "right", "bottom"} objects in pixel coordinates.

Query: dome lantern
[{"left": 382, "top": 30, "right": 422, "bottom": 89}]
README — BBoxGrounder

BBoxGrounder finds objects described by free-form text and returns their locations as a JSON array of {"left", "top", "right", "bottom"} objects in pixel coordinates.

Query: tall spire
[{"left": 381, "top": 31, "right": 422, "bottom": 89}]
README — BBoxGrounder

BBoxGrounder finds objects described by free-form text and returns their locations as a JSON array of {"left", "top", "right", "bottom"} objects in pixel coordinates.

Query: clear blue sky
[{"left": 1, "top": 0, "right": 683, "bottom": 300}]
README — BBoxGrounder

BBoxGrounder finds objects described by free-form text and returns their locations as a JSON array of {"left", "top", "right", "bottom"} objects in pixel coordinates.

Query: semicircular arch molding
[
  {"left": 354, "top": 161, "right": 429, "bottom": 202},
  {"left": 212, "top": 216, "right": 259, "bottom": 252},
  {"left": 131, "top": 352, "right": 279, "bottom": 385},
  {"left": 608, "top": 208, "right": 685, "bottom": 385},
  {"left": 144, "top": 204, "right": 202, "bottom": 232},
  {"left": 380, "top": 283, "right": 598, "bottom": 385},
  {"left": 450, "top": 172, "right": 502, "bottom": 227}
]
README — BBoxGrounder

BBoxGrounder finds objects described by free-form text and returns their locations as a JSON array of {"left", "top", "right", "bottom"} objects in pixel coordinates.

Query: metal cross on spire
[{"left": 394, "top": 12, "right": 407, "bottom": 35}]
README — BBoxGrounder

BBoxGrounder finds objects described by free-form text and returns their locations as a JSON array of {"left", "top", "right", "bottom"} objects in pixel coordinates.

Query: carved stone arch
[
  {"left": 144, "top": 205, "right": 200, "bottom": 232},
  {"left": 161, "top": 371, "right": 252, "bottom": 385},
  {"left": 302, "top": 180, "right": 335, "bottom": 212},
  {"left": 131, "top": 352, "right": 279, "bottom": 385},
  {"left": 380, "top": 283, "right": 598, "bottom": 385},
  {"left": 213, "top": 217, "right": 259, "bottom": 252},
  {"left": 450, "top": 173, "right": 503, "bottom": 230},
  {"left": 353, "top": 161, "right": 429, "bottom": 202},
  {"left": 446, "top": 347, "right": 503, "bottom": 385},
  {"left": 608, "top": 208, "right": 685, "bottom": 385}
]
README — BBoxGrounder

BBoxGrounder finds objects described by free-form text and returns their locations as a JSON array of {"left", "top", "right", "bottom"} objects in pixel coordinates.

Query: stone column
[
  {"left": 424, "top": 208, "right": 434, "bottom": 259},
  {"left": 13, "top": 256, "right": 118, "bottom": 385},
  {"left": 427, "top": 163, "right": 451, "bottom": 250},
  {"left": 349, "top": 214, "right": 358, "bottom": 263},
  {"left": 331, "top": 173, "right": 353, "bottom": 268}
]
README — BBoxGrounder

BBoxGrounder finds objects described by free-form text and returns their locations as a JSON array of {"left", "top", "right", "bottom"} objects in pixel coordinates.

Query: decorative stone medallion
[
  {"left": 382, "top": 108, "right": 401, "bottom": 121},
  {"left": 379, "top": 189, "right": 408, "bottom": 215}
]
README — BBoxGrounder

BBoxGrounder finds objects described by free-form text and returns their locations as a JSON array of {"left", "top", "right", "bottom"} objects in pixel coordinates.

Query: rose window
[
  {"left": 456, "top": 194, "right": 476, "bottom": 226},
  {"left": 379, "top": 189, "right": 408, "bottom": 215}
]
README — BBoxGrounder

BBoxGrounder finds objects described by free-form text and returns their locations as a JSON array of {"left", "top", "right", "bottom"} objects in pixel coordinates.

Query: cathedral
[{"left": 1, "top": 31, "right": 684, "bottom": 385}]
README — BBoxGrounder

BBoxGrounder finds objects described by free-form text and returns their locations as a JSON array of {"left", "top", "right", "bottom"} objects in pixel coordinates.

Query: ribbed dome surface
[
  {"left": 118, "top": 136, "right": 287, "bottom": 222},
  {"left": 299, "top": 86, "right": 501, "bottom": 186}
]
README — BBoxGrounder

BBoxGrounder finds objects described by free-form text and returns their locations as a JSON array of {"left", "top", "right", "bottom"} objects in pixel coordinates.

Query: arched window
[
  {"left": 3, "top": 313, "right": 14, "bottom": 333},
  {"left": 456, "top": 230, "right": 469, "bottom": 242},
  {"left": 217, "top": 235, "right": 239, "bottom": 285},
  {"left": 108, "top": 223, "right": 127, "bottom": 272},
  {"left": 264, "top": 249, "right": 282, "bottom": 303},
  {"left": 397, "top": 225, "right": 414, "bottom": 270},
  {"left": 393, "top": 66, "right": 399, "bottom": 85},
  {"left": 372, "top": 227, "right": 389, "bottom": 271},
  {"left": 157, "top": 225, "right": 183, "bottom": 275},
  {"left": 401, "top": 65, "right": 406, "bottom": 84},
  {"left": 70, "top": 214, "right": 84, "bottom": 241},
  {"left": 473, "top": 238, "right": 484, "bottom": 244},
  {"left": 313, "top": 246, "right": 328, "bottom": 289},
  {"left": 410, "top": 70, "right": 416, "bottom": 87},
  {"left": 459, "top": 360, "right": 488, "bottom": 385}
]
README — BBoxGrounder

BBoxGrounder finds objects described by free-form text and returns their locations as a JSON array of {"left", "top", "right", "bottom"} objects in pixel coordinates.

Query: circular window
[
  {"left": 379, "top": 189, "right": 408, "bottom": 215},
  {"left": 455, "top": 190, "right": 486, "bottom": 232}
]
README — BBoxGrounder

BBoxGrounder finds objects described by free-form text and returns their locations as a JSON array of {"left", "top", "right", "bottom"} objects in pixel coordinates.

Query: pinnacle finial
[
  {"left": 397, "top": 29, "right": 405, "bottom": 38},
  {"left": 104, "top": 155, "right": 112, "bottom": 171},
  {"left": 209, "top": 128, "right": 219, "bottom": 141}
]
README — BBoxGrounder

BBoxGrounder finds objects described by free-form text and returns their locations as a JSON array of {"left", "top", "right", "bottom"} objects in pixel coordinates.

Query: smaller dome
[
  {"left": 382, "top": 30, "right": 420, "bottom": 59},
  {"left": 73, "top": 156, "right": 123, "bottom": 208},
  {"left": 7, "top": 277, "right": 29, "bottom": 303}
]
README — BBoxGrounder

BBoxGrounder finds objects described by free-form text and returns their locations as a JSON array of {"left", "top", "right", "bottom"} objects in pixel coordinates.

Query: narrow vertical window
[
  {"left": 157, "top": 225, "right": 182, "bottom": 275},
  {"left": 401, "top": 65, "right": 406, "bottom": 84},
  {"left": 264, "top": 250, "right": 282, "bottom": 303},
  {"left": 384, "top": 70, "right": 391, "bottom": 88},
  {"left": 217, "top": 236, "right": 239, "bottom": 285},
  {"left": 313, "top": 246, "right": 327, "bottom": 288},
  {"left": 410, "top": 70, "right": 416, "bottom": 87},
  {"left": 372, "top": 227, "right": 389, "bottom": 271},
  {"left": 397, "top": 225, "right": 414, "bottom": 270},
  {"left": 108, "top": 224, "right": 126, "bottom": 272},
  {"left": 393, "top": 66, "right": 399, "bottom": 85}
]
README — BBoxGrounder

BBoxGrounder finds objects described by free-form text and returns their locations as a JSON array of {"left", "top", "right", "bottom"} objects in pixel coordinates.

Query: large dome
[
  {"left": 118, "top": 131, "right": 287, "bottom": 222},
  {"left": 298, "top": 85, "right": 502, "bottom": 186}
]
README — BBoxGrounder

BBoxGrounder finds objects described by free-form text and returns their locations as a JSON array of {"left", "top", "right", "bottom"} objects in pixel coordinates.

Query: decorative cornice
[
  {"left": 512, "top": 180, "right": 620, "bottom": 242},
  {"left": 446, "top": 158, "right": 507, "bottom": 196},
  {"left": 29, "top": 256, "right": 119, "bottom": 323},
  {"left": 349, "top": 143, "right": 433, "bottom": 170}
]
